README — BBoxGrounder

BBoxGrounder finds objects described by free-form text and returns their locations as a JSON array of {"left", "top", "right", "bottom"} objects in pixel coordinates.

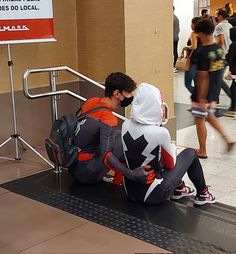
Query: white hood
[{"left": 130, "top": 83, "right": 163, "bottom": 125}]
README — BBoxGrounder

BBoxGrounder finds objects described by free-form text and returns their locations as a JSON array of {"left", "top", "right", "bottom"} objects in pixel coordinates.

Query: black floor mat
[{"left": 2, "top": 170, "right": 236, "bottom": 254}]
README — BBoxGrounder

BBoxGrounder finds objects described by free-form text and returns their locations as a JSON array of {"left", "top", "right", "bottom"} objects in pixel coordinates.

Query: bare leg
[
  {"left": 195, "top": 117, "right": 207, "bottom": 156},
  {"left": 207, "top": 114, "right": 235, "bottom": 151}
]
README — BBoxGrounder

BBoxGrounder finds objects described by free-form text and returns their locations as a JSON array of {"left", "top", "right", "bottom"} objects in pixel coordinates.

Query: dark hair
[
  {"left": 192, "top": 17, "right": 201, "bottom": 25},
  {"left": 194, "top": 19, "right": 215, "bottom": 35},
  {"left": 216, "top": 8, "right": 228, "bottom": 19},
  {"left": 225, "top": 2, "right": 231, "bottom": 15},
  {"left": 201, "top": 8, "right": 208, "bottom": 16},
  {"left": 104, "top": 72, "right": 136, "bottom": 97}
]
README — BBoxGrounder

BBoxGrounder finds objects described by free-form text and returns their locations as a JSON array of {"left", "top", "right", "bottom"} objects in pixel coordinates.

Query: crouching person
[
  {"left": 68, "top": 73, "right": 155, "bottom": 185},
  {"left": 121, "top": 83, "right": 215, "bottom": 206}
]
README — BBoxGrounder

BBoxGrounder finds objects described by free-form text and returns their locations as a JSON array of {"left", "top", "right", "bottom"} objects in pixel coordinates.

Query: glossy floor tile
[
  {"left": 0, "top": 147, "right": 50, "bottom": 184},
  {"left": 0, "top": 192, "right": 87, "bottom": 254},
  {"left": 0, "top": 191, "right": 168, "bottom": 254},
  {"left": 20, "top": 222, "right": 169, "bottom": 254}
]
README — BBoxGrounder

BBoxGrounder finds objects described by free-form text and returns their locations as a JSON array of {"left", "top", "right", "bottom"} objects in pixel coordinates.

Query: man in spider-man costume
[{"left": 69, "top": 73, "right": 155, "bottom": 185}]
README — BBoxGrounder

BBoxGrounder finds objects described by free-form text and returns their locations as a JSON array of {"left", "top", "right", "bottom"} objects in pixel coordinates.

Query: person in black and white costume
[{"left": 121, "top": 83, "right": 215, "bottom": 206}]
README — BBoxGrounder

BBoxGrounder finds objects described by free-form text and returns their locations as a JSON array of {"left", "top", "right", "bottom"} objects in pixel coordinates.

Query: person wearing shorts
[{"left": 191, "top": 19, "right": 235, "bottom": 159}]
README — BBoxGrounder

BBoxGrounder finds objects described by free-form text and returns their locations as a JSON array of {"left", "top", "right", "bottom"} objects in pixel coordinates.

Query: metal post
[
  {"left": 49, "top": 70, "right": 61, "bottom": 174},
  {"left": 8, "top": 44, "right": 20, "bottom": 159},
  {"left": 49, "top": 71, "right": 58, "bottom": 122}
]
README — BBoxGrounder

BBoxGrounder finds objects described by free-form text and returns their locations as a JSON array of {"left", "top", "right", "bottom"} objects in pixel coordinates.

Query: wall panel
[
  {"left": 77, "top": 0, "right": 125, "bottom": 82},
  {"left": 124, "top": 0, "right": 174, "bottom": 117}
]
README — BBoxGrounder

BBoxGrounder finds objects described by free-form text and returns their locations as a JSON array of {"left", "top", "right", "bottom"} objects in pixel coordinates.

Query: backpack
[{"left": 45, "top": 106, "right": 108, "bottom": 168}]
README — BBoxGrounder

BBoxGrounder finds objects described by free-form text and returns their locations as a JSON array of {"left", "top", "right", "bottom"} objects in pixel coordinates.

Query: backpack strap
[
  {"left": 77, "top": 105, "right": 109, "bottom": 121},
  {"left": 74, "top": 105, "right": 110, "bottom": 139}
]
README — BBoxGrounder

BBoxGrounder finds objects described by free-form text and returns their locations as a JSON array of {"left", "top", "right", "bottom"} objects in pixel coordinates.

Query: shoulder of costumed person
[{"left": 130, "top": 83, "right": 163, "bottom": 126}]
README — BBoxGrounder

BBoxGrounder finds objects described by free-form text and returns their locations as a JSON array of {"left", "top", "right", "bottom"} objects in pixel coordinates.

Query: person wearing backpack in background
[{"left": 68, "top": 72, "right": 155, "bottom": 185}]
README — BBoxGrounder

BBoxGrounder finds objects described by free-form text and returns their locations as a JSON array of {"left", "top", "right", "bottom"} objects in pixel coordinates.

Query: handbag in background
[{"left": 175, "top": 49, "right": 193, "bottom": 71}]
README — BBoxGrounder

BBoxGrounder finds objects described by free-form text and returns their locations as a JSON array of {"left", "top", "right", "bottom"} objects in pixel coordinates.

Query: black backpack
[{"left": 45, "top": 106, "right": 108, "bottom": 168}]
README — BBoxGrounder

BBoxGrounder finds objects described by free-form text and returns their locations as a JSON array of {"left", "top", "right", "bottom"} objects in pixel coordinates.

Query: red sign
[{"left": 0, "top": 0, "right": 55, "bottom": 44}]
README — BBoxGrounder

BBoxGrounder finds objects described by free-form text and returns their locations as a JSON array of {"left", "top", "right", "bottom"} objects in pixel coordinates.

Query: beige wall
[
  {"left": 0, "top": 0, "right": 78, "bottom": 94},
  {"left": 124, "top": 0, "right": 174, "bottom": 117},
  {"left": 76, "top": 0, "right": 174, "bottom": 117},
  {"left": 77, "top": 0, "right": 126, "bottom": 82}
]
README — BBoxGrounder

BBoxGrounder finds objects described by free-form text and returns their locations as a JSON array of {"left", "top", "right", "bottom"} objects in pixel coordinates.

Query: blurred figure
[
  {"left": 225, "top": 2, "right": 236, "bottom": 26},
  {"left": 183, "top": 17, "right": 201, "bottom": 94},
  {"left": 224, "top": 27, "right": 236, "bottom": 117},
  {"left": 214, "top": 8, "right": 232, "bottom": 101},
  {"left": 191, "top": 19, "right": 235, "bottom": 158},
  {"left": 173, "top": 6, "right": 180, "bottom": 73},
  {"left": 201, "top": 8, "right": 209, "bottom": 19}
]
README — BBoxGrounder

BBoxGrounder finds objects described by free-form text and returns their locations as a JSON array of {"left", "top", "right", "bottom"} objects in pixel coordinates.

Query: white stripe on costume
[{"left": 144, "top": 178, "right": 163, "bottom": 202}]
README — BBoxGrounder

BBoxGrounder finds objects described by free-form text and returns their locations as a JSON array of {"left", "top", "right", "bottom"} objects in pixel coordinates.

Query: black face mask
[{"left": 120, "top": 95, "right": 134, "bottom": 107}]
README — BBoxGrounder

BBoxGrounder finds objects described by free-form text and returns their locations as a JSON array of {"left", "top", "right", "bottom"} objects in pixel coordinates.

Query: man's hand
[{"left": 129, "top": 165, "right": 155, "bottom": 184}]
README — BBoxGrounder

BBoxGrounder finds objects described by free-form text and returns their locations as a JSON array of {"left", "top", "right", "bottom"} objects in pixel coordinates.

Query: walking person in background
[
  {"left": 224, "top": 27, "right": 236, "bottom": 117},
  {"left": 201, "top": 9, "right": 209, "bottom": 19},
  {"left": 173, "top": 6, "right": 180, "bottom": 73},
  {"left": 225, "top": 2, "right": 236, "bottom": 26},
  {"left": 183, "top": 17, "right": 201, "bottom": 94},
  {"left": 214, "top": 8, "right": 232, "bottom": 101},
  {"left": 191, "top": 19, "right": 235, "bottom": 159}
]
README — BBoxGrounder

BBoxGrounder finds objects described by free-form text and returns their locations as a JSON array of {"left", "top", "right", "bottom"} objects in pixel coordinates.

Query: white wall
[{"left": 173, "top": 0, "right": 195, "bottom": 55}]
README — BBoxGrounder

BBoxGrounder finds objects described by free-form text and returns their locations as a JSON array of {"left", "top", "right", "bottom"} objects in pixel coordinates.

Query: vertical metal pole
[
  {"left": 49, "top": 71, "right": 61, "bottom": 173},
  {"left": 49, "top": 71, "right": 58, "bottom": 122},
  {"left": 7, "top": 44, "right": 20, "bottom": 159}
]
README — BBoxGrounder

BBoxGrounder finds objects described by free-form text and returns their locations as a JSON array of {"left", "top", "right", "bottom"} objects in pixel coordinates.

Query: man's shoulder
[
  {"left": 221, "top": 20, "right": 233, "bottom": 29},
  {"left": 82, "top": 97, "right": 117, "bottom": 126}
]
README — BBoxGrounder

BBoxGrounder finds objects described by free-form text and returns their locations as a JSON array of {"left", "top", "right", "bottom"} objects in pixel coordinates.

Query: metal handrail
[
  {"left": 22, "top": 66, "right": 169, "bottom": 173},
  {"left": 23, "top": 65, "right": 169, "bottom": 123},
  {"left": 23, "top": 66, "right": 127, "bottom": 121}
]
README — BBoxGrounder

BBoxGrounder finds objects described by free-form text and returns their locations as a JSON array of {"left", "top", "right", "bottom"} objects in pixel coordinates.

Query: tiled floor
[
  {"left": 174, "top": 71, "right": 236, "bottom": 207},
  {"left": 0, "top": 150, "right": 169, "bottom": 254}
]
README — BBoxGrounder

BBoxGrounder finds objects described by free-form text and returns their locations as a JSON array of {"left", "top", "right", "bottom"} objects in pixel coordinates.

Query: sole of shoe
[
  {"left": 170, "top": 195, "right": 184, "bottom": 200},
  {"left": 170, "top": 192, "right": 194, "bottom": 200},
  {"left": 194, "top": 199, "right": 216, "bottom": 206}
]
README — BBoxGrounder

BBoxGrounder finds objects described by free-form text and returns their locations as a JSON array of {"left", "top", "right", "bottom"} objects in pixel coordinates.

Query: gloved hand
[
  {"left": 105, "top": 153, "right": 155, "bottom": 184},
  {"left": 128, "top": 165, "right": 156, "bottom": 184}
]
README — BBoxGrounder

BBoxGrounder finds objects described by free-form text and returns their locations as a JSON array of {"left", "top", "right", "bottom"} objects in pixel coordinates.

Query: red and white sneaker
[
  {"left": 170, "top": 181, "right": 194, "bottom": 200},
  {"left": 194, "top": 187, "right": 216, "bottom": 206}
]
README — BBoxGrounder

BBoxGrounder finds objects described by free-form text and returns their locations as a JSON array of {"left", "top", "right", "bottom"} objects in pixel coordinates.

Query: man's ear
[{"left": 113, "top": 89, "right": 120, "bottom": 99}]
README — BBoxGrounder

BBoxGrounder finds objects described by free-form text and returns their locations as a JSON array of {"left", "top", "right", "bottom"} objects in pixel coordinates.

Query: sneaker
[
  {"left": 194, "top": 187, "right": 216, "bottom": 206},
  {"left": 223, "top": 110, "right": 236, "bottom": 117},
  {"left": 170, "top": 181, "right": 194, "bottom": 200}
]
